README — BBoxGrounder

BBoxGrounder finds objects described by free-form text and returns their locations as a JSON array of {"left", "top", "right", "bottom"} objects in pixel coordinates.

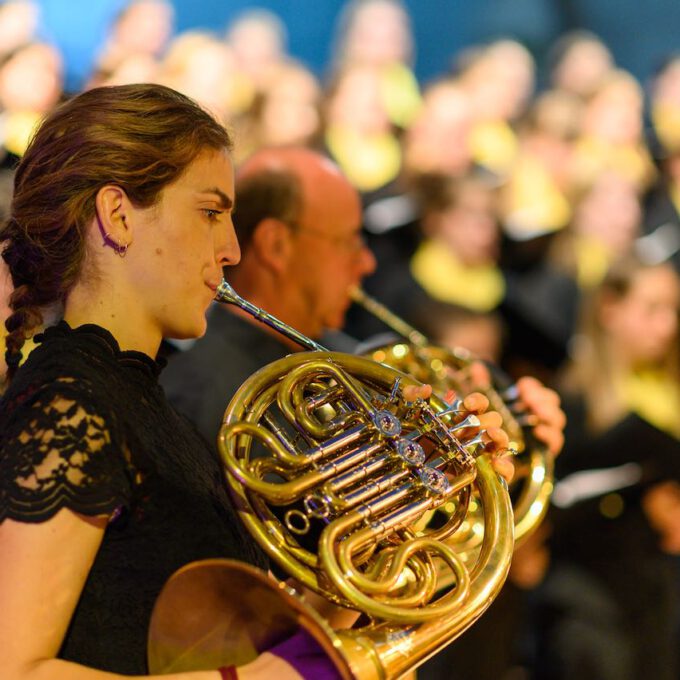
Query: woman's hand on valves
[
  {"left": 460, "top": 391, "right": 514, "bottom": 484},
  {"left": 402, "top": 383, "right": 514, "bottom": 484}
]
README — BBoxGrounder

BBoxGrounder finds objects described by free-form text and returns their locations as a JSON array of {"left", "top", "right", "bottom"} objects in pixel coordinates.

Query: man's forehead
[
  {"left": 306, "top": 177, "right": 361, "bottom": 228},
  {"left": 236, "top": 146, "right": 361, "bottom": 230},
  {"left": 238, "top": 148, "right": 342, "bottom": 181}
]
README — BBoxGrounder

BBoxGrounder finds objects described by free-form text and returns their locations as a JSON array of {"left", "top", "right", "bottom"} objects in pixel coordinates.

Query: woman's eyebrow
[{"left": 198, "top": 187, "right": 234, "bottom": 210}]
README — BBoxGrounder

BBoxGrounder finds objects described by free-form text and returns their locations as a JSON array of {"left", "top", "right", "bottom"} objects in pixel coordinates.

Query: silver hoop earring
[{"left": 104, "top": 232, "right": 129, "bottom": 258}]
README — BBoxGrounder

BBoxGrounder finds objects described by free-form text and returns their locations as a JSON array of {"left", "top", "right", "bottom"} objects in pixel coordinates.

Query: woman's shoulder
[
  {"left": 1, "top": 332, "right": 115, "bottom": 428},
  {"left": 4, "top": 320, "right": 161, "bottom": 410},
  {"left": 0, "top": 376, "right": 135, "bottom": 524},
  {"left": 0, "top": 327, "right": 137, "bottom": 525}
]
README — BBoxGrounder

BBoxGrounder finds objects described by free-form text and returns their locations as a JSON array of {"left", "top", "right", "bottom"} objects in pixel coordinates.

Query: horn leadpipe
[
  {"left": 216, "top": 279, "right": 326, "bottom": 352},
  {"left": 350, "top": 286, "right": 429, "bottom": 347}
]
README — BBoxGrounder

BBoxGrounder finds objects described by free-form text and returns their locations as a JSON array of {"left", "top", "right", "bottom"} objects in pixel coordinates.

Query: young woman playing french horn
[{"left": 0, "top": 83, "right": 517, "bottom": 680}]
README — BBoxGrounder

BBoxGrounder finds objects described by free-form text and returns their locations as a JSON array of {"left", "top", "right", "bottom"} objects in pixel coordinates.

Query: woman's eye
[{"left": 203, "top": 208, "right": 223, "bottom": 221}]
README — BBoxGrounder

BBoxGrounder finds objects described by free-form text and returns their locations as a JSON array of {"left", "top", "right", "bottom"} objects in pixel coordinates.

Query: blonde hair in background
[{"left": 562, "top": 254, "right": 680, "bottom": 433}]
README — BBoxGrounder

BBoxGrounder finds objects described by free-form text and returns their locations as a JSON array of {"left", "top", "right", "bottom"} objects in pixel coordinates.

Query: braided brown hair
[{"left": 1, "top": 83, "right": 232, "bottom": 380}]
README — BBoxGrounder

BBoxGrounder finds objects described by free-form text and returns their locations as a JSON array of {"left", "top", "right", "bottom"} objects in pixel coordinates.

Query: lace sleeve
[{"left": 0, "top": 379, "right": 134, "bottom": 523}]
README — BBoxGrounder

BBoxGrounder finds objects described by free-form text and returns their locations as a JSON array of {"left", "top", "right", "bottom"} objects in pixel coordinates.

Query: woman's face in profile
[{"left": 126, "top": 147, "right": 240, "bottom": 341}]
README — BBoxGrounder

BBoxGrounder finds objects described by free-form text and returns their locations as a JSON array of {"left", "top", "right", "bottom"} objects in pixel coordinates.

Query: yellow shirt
[
  {"left": 3, "top": 110, "right": 42, "bottom": 157},
  {"left": 502, "top": 153, "right": 571, "bottom": 239},
  {"left": 573, "top": 136, "right": 655, "bottom": 189},
  {"left": 410, "top": 239, "right": 505, "bottom": 311},
  {"left": 619, "top": 368, "right": 680, "bottom": 439},
  {"left": 652, "top": 102, "right": 680, "bottom": 155},
  {"left": 470, "top": 120, "right": 518, "bottom": 177},
  {"left": 379, "top": 62, "right": 422, "bottom": 129},
  {"left": 325, "top": 124, "right": 401, "bottom": 193},
  {"left": 574, "top": 234, "right": 613, "bottom": 289}
]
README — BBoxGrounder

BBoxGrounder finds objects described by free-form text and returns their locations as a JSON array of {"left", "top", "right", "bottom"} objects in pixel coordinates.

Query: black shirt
[
  {"left": 538, "top": 394, "right": 680, "bottom": 680},
  {"left": 0, "top": 321, "right": 267, "bottom": 674}
]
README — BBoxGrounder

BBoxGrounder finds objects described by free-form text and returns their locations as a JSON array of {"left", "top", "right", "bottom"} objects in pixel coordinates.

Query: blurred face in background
[
  {"left": 259, "top": 64, "right": 321, "bottom": 147},
  {"left": 0, "top": 42, "right": 62, "bottom": 112},
  {"left": 461, "top": 40, "right": 535, "bottom": 122},
  {"left": 326, "top": 65, "right": 392, "bottom": 135},
  {"left": 404, "top": 82, "right": 473, "bottom": 175},
  {"left": 551, "top": 36, "right": 614, "bottom": 99},
  {"left": 340, "top": 0, "right": 412, "bottom": 67},
  {"left": 111, "top": 0, "right": 174, "bottom": 59},
  {"left": 160, "top": 33, "right": 236, "bottom": 121},
  {"left": 601, "top": 264, "right": 680, "bottom": 367},
  {"left": 226, "top": 10, "right": 286, "bottom": 90},
  {"left": 574, "top": 171, "right": 641, "bottom": 256},
  {"left": 582, "top": 74, "right": 644, "bottom": 145},
  {"left": 428, "top": 180, "right": 499, "bottom": 267},
  {"left": 438, "top": 313, "right": 503, "bottom": 363},
  {"left": 652, "top": 57, "right": 680, "bottom": 107},
  {"left": 521, "top": 90, "right": 581, "bottom": 187},
  {"left": 0, "top": 1, "right": 39, "bottom": 57}
]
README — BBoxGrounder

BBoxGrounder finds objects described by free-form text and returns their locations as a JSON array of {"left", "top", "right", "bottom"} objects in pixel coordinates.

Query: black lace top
[{"left": 0, "top": 322, "right": 267, "bottom": 674}]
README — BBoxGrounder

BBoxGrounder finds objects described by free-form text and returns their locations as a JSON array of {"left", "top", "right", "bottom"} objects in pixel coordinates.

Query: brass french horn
[
  {"left": 148, "top": 281, "right": 514, "bottom": 679},
  {"left": 350, "top": 287, "right": 554, "bottom": 550}
]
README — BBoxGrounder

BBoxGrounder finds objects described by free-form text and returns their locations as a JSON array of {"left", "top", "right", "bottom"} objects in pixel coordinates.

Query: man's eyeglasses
[{"left": 292, "top": 225, "right": 367, "bottom": 253}]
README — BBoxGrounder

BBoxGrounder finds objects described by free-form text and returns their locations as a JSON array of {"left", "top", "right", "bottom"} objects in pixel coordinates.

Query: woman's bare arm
[{"left": 0, "top": 511, "right": 301, "bottom": 680}]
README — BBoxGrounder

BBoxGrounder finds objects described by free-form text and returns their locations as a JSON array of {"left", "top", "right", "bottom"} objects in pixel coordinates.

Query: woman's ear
[
  {"left": 94, "top": 185, "right": 133, "bottom": 252},
  {"left": 249, "top": 218, "right": 294, "bottom": 274}
]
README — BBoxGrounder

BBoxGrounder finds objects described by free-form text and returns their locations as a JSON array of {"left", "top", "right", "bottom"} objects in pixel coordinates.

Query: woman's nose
[{"left": 216, "top": 218, "right": 241, "bottom": 267}]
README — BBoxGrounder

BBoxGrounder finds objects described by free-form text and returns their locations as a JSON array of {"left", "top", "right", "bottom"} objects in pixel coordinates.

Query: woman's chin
[{"left": 167, "top": 317, "right": 207, "bottom": 341}]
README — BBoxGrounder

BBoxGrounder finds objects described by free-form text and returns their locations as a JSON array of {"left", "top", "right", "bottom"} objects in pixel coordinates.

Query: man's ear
[
  {"left": 249, "top": 218, "right": 294, "bottom": 274},
  {"left": 94, "top": 184, "right": 133, "bottom": 248}
]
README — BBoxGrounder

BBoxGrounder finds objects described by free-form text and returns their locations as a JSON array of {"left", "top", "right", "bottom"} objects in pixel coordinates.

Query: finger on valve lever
[
  {"left": 476, "top": 410, "right": 503, "bottom": 431},
  {"left": 402, "top": 383, "right": 433, "bottom": 402},
  {"left": 461, "top": 391, "right": 490, "bottom": 413},
  {"left": 482, "top": 425, "right": 515, "bottom": 483},
  {"left": 490, "top": 453, "right": 515, "bottom": 484}
]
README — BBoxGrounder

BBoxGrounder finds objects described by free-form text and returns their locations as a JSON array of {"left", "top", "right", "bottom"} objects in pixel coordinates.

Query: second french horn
[{"left": 350, "top": 286, "right": 554, "bottom": 549}]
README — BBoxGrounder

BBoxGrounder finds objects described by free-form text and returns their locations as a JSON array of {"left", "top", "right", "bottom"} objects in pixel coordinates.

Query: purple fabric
[{"left": 267, "top": 628, "right": 344, "bottom": 680}]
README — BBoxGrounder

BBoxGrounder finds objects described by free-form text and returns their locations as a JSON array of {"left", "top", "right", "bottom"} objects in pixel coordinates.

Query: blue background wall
[{"left": 33, "top": 0, "right": 680, "bottom": 93}]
